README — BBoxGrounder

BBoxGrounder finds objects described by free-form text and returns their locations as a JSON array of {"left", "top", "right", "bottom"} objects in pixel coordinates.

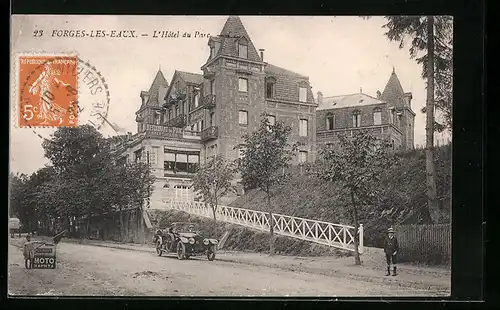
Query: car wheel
[
  {"left": 177, "top": 242, "right": 186, "bottom": 260},
  {"left": 156, "top": 237, "right": 163, "bottom": 256},
  {"left": 207, "top": 246, "right": 216, "bottom": 261}
]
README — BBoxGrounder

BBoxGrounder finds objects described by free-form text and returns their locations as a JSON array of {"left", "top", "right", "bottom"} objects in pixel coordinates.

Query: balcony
[
  {"left": 201, "top": 126, "right": 218, "bottom": 142},
  {"left": 163, "top": 90, "right": 187, "bottom": 108},
  {"left": 165, "top": 114, "right": 187, "bottom": 128},
  {"left": 201, "top": 94, "right": 216, "bottom": 109}
]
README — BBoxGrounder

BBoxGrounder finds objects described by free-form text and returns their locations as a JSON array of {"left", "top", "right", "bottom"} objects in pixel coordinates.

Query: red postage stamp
[{"left": 17, "top": 55, "right": 79, "bottom": 128}]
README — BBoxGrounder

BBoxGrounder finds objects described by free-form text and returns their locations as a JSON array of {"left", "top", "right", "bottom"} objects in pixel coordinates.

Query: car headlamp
[
  {"left": 203, "top": 239, "right": 209, "bottom": 245},
  {"left": 189, "top": 238, "right": 195, "bottom": 244}
]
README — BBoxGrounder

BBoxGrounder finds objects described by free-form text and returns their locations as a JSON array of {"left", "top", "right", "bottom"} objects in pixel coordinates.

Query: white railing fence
[{"left": 165, "top": 201, "right": 364, "bottom": 254}]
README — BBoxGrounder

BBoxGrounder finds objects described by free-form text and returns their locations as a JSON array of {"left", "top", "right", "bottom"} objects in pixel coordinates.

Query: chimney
[
  {"left": 259, "top": 49, "right": 265, "bottom": 61},
  {"left": 127, "top": 132, "right": 132, "bottom": 140},
  {"left": 376, "top": 90, "right": 381, "bottom": 99},
  {"left": 317, "top": 91, "right": 323, "bottom": 104}
]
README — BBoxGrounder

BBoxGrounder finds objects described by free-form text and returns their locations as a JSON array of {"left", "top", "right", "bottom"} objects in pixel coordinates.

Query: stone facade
[
  {"left": 316, "top": 69, "right": 415, "bottom": 152},
  {"left": 111, "top": 16, "right": 318, "bottom": 206}
]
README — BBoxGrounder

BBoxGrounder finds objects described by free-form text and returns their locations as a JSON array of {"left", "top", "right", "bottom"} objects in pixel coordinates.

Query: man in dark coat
[{"left": 383, "top": 227, "right": 399, "bottom": 276}]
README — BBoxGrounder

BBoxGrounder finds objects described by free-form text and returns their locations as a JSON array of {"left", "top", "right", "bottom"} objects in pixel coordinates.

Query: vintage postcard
[{"left": 9, "top": 15, "right": 452, "bottom": 297}]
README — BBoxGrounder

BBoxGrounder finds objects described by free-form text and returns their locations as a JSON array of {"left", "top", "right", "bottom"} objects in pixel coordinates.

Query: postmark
[{"left": 15, "top": 53, "right": 111, "bottom": 132}]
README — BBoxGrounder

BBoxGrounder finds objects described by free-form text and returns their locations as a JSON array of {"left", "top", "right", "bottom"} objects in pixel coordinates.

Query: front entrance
[{"left": 173, "top": 185, "right": 191, "bottom": 203}]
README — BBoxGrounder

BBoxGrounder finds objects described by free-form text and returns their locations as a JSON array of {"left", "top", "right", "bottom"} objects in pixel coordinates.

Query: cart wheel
[
  {"left": 177, "top": 242, "right": 186, "bottom": 260},
  {"left": 156, "top": 238, "right": 163, "bottom": 256},
  {"left": 207, "top": 247, "right": 216, "bottom": 261}
]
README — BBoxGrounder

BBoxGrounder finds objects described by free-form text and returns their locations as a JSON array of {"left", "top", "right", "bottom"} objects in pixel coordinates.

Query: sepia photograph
[{"left": 9, "top": 15, "right": 453, "bottom": 297}]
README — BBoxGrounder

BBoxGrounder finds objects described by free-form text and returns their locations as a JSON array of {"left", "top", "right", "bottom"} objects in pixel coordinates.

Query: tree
[
  {"left": 237, "top": 114, "right": 298, "bottom": 255},
  {"left": 313, "top": 131, "right": 395, "bottom": 265},
  {"left": 191, "top": 155, "right": 235, "bottom": 232},
  {"left": 383, "top": 16, "right": 453, "bottom": 132},
  {"left": 40, "top": 125, "right": 155, "bottom": 239},
  {"left": 382, "top": 16, "right": 452, "bottom": 223}
]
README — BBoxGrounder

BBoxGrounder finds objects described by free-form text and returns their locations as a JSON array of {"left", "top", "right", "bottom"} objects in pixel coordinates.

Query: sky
[{"left": 10, "top": 15, "right": 451, "bottom": 175}]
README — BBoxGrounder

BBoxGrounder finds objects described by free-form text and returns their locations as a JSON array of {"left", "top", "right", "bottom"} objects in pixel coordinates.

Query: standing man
[
  {"left": 384, "top": 227, "right": 399, "bottom": 276},
  {"left": 23, "top": 234, "right": 33, "bottom": 269}
]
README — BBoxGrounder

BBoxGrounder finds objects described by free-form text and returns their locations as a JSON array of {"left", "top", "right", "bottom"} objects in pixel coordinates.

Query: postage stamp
[
  {"left": 17, "top": 55, "right": 79, "bottom": 128},
  {"left": 14, "top": 53, "right": 111, "bottom": 139}
]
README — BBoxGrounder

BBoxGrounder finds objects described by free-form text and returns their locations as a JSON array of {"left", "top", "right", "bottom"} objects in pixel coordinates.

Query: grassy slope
[
  {"left": 148, "top": 209, "right": 352, "bottom": 257},
  {"left": 229, "top": 145, "right": 452, "bottom": 248}
]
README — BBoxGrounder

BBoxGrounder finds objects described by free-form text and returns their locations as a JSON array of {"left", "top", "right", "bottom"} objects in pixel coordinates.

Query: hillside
[
  {"left": 148, "top": 209, "right": 352, "bottom": 257},
  {"left": 229, "top": 145, "right": 452, "bottom": 248}
]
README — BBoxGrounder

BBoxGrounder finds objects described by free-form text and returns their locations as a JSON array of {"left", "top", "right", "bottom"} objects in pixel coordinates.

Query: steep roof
[
  {"left": 318, "top": 93, "right": 385, "bottom": 111},
  {"left": 381, "top": 68, "right": 405, "bottom": 104},
  {"left": 144, "top": 70, "right": 168, "bottom": 107},
  {"left": 265, "top": 63, "right": 308, "bottom": 79},
  {"left": 264, "top": 63, "right": 313, "bottom": 103},
  {"left": 177, "top": 70, "right": 204, "bottom": 85},
  {"left": 215, "top": 16, "right": 262, "bottom": 62}
]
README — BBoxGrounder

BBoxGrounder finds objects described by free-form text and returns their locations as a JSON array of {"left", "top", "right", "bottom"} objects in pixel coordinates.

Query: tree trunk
[
  {"left": 267, "top": 191, "right": 275, "bottom": 256},
  {"left": 349, "top": 189, "right": 362, "bottom": 265},
  {"left": 426, "top": 16, "right": 440, "bottom": 224},
  {"left": 212, "top": 198, "right": 218, "bottom": 236},
  {"left": 119, "top": 207, "right": 124, "bottom": 242}
]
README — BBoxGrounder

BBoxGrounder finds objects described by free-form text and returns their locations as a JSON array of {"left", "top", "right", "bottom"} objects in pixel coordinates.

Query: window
[
  {"left": 389, "top": 108, "right": 395, "bottom": 124},
  {"left": 150, "top": 147, "right": 159, "bottom": 165},
  {"left": 373, "top": 108, "right": 382, "bottom": 125},
  {"left": 134, "top": 149, "right": 143, "bottom": 163},
  {"left": 267, "top": 115, "right": 276, "bottom": 126},
  {"left": 299, "top": 87, "right": 307, "bottom": 102},
  {"left": 326, "top": 115, "right": 335, "bottom": 130},
  {"left": 187, "top": 154, "right": 200, "bottom": 173},
  {"left": 238, "top": 42, "right": 248, "bottom": 58},
  {"left": 194, "top": 93, "right": 200, "bottom": 108},
  {"left": 299, "top": 119, "right": 308, "bottom": 137},
  {"left": 239, "top": 110, "right": 248, "bottom": 125},
  {"left": 210, "top": 80, "right": 215, "bottom": 95},
  {"left": 154, "top": 112, "right": 160, "bottom": 125},
  {"left": 299, "top": 151, "right": 308, "bottom": 164},
  {"left": 352, "top": 111, "right": 361, "bottom": 127},
  {"left": 200, "top": 120, "right": 204, "bottom": 131},
  {"left": 175, "top": 105, "right": 180, "bottom": 117},
  {"left": 175, "top": 153, "right": 188, "bottom": 174},
  {"left": 210, "top": 112, "right": 215, "bottom": 127},
  {"left": 168, "top": 109, "right": 172, "bottom": 120},
  {"left": 238, "top": 78, "right": 248, "bottom": 92},
  {"left": 266, "top": 81, "right": 274, "bottom": 99},
  {"left": 210, "top": 46, "right": 215, "bottom": 59},
  {"left": 164, "top": 152, "right": 176, "bottom": 173}
]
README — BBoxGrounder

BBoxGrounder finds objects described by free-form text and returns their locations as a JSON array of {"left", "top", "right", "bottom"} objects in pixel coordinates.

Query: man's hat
[{"left": 387, "top": 227, "right": 394, "bottom": 233}]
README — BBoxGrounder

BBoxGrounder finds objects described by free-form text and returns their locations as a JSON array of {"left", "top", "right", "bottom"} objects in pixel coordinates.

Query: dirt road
[{"left": 8, "top": 239, "right": 436, "bottom": 297}]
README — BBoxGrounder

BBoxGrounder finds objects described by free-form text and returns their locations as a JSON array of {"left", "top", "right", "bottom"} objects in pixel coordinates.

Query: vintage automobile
[{"left": 154, "top": 222, "right": 218, "bottom": 261}]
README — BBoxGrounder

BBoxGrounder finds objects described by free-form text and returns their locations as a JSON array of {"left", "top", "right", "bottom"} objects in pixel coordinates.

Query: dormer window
[
  {"left": 326, "top": 113, "right": 335, "bottom": 130},
  {"left": 298, "top": 82, "right": 308, "bottom": 102},
  {"left": 352, "top": 110, "right": 361, "bottom": 128},
  {"left": 194, "top": 92, "right": 200, "bottom": 108},
  {"left": 266, "top": 77, "right": 276, "bottom": 99},
  {"left": 238, "top": 37, "right": 248, "bottom": 59},
  {"left": 210, "top": 46, "right": 215, "bottom": 59},
  {"left": 373, "top": 107, "right": 382, "bottom": 125}
]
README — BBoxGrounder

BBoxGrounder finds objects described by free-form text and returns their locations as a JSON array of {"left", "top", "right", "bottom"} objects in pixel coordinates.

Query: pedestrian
[
  {"left": 23, "top": 234, "right": 33, "bottom": 269},
  {"left": 383, "top": 227, "right": 399, "bottom": 276}
]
